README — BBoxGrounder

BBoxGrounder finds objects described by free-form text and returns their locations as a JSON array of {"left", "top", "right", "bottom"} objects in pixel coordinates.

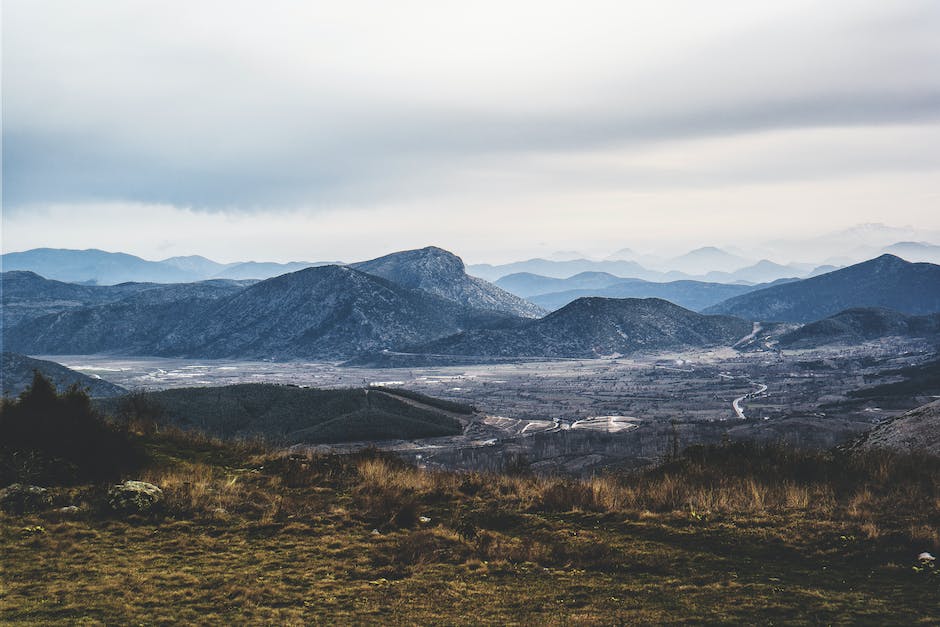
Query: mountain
[
  {"left": 702, "top": 260, "right": 799, "bottom": 284},
  {"left": 808, "top": 264, "right": 840, "bottom": 277},
  {"left": 1, "top": 271, "right": 157, "bottom": 328},
  {"left": 94, "top": 385, "right": 469, "bottom": 444},
  {"left": 212, "top": 261, "right": 332, "bottom": 280},
  {"left": 882, "top": 241, "right": 940, "bottom": 264},
  {"left": 1, "top": 352, "right": 126, "bottom": 398},
  {"left": 466, "top": 258, "right": 664, "bottom": 282},
  {"left": 160, "top": 255, "right": 233, "bottom": 277},
  {"left": 3, "top": 278, "right": 252, "bottom": 356},
  {"left": 495, "top": 272, "right": 625, "bottom": 299},
  {"left": 666, "top": 247, "right": 752, "bottom": 275},
  {"left": 411, "top": 297, "right": 752, "bottom": 359},
  {"left": 1, "top": 248, "right": 199, "bottom": 284},
  {"left": 1, "top": 248, "right": 334, "bottom": 284},
  {"left": 5, "top": 265, "right": 522, "bottom": 360},
  {"left": 168, "top": 265, "right": 490, "bottom": 359},
  {"left": 352, "top": 246, "right": 543, "bottom": 318},
  {"left": 529, "top": 279, "right": 782, "bottom": 312},
  {"left": 703, "top": 255, "right": 940, "bottom": 323},
  {"left": 777, "top": 308, "right": 940, "bottom": 349},
  {"left": 1, "top": 271, "right": 251, "bottom": 330},
  {"left": 855, "top": 399, "right": 940, "bottom": 455}
]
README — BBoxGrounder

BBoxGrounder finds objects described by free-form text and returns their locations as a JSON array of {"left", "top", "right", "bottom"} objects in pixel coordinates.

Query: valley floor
[{"left": 43, "top": 340, "right": 940, "bottom": 475}]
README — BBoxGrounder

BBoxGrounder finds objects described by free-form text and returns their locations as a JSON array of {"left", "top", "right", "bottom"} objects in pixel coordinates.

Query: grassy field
[{"left": 2, "top": 428, "right": 939, "bottom": 625}]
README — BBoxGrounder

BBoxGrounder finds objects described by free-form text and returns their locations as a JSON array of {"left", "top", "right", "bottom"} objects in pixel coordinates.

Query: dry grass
[{"left": 2, "top": 434, "right": 939, "bottom": 624}]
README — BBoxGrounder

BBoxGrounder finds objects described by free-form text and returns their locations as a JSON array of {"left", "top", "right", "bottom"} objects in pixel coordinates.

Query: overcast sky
[{"left": 3, "top": 0, "right": 940, "bottom": 263}]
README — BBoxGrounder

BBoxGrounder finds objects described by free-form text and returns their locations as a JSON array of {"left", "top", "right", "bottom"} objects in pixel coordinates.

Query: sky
[{"left": 3, "top": 0, "right": 940, "bottom": 263}]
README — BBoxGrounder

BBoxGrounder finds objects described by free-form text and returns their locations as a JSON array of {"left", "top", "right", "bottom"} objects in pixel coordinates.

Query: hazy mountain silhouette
[{"left": 703, "top": 255, "right": 940, "bottom": 322}]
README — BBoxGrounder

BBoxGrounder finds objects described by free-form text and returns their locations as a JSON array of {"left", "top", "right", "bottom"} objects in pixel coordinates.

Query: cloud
[{"left": 3, "top": 0, "right": 940, "bottom": 214}]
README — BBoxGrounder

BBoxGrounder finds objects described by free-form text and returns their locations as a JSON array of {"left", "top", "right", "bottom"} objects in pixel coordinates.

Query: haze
[{"left": 3, "top": 0, "right": 940, "bottom": 263}]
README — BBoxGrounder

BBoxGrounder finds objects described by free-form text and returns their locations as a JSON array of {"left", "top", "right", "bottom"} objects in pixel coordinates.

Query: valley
[{"left": 43, "top": 336, "right": 939, "bottom": 475}]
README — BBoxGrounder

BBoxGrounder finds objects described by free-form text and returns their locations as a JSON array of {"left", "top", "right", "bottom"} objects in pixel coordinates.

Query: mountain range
[
  {"left": 497, "top": 273, "right": 796, "bottom": 312},
  {"left": 4, "top": 248, "right": 940, "bottom": 362},
  {"left": 3, "top": 248, "right": 535, "bottom": 359},
  {"left": 703, "top": 255, "right": 940, "bottom": 322},
  {"left": 0, "top": 248, "right": 336, "bottom": 284},
  {"left": 407, "top": 297, "right": 753, "bottom": 359},
  {"left": 6, "top": 236, "right": 936, "bottom": 288}
]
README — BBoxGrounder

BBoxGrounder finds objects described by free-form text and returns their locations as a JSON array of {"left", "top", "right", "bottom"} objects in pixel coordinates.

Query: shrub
[{"left": 0, "top": 371, "right": 143, "bottom": 484}]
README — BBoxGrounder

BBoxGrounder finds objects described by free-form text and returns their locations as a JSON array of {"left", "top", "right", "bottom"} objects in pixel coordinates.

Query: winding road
[{"left": 732, "top": 381, "right": 768, "bottom": 420}]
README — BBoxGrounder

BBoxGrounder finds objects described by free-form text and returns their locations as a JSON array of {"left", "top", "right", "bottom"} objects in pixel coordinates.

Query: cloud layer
[{"left": 3, "top": 0, "right": 940, "bottom": 259}]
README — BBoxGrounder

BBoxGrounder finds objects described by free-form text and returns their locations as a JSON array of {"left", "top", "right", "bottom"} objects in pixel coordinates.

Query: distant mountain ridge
[
  {"left": 703, "top": 255, "right": 940, "bottom": 322},
  {"left": 408, "top": 297, "right": 752, "bottom": 359},
  {"left": 495, "top": 272, "right": 627, "bottom": 298},
  {"left": 468, "top": 258, "right": 661, "bottom": 282},
  {"left": 2, "top": 248, "right": 198, "bottom": 284},
  {"left": 666, "top": 246, "right": 751, "bottom": 275},
  {"left": 1, "top": 248, "right": 336, "bottom": 284},
  {"left": 471, "top": 251, "right": 814, "bottom": 285}
]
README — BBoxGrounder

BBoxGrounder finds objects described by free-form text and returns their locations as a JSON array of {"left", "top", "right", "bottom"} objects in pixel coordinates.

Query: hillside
[
  {"left": 855, "top": 399, "right": 940, "bottom": 455},
  {"left": 352, "top": 246, "right": 543, "bottom": 318},
  {"left": 1, "top": 352, "right": 126, "bottom": 398},
  {"left": 703, "top": 255, "right": 940, "bottom": 322},
  {"left": 778, "top": 308, "right": 940, "bottom": 349},
  {"left": 413, "top": 297, "right": 752, "bottom": 358},
  {"left": 1, "top": 271, "right": 153, "bottom": 328},
  {"left": 2, "top": 428, "right": 938, "bottom": 623},
  {"left": 3, "top": 280, "right": 254, "bottom": 356},
  {"left": 95, "top": 384, "right": 469, "bottom": 443},
  {"left": 1, "top": 271, "right": 255, "bottom": 331},
  {"left": 168, "top": 265, "right": 517, "bottom": 359}
]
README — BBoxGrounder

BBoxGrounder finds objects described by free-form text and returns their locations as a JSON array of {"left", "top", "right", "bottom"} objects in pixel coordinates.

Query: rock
[
  {"left": 419, "top": 516, "right": 431, "bottom": 524},
  {"left": 0, "top": 483, "right": 52, "bottom": 514},
  {"left": 108, "top": 480, "right": 164, "bottom": 514},
  {"left": 57, "top": 505, "right": 81, "bottom": 515}
]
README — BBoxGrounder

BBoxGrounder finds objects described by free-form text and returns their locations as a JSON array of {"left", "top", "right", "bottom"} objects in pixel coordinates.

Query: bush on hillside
[{"left": 0, "top": 371, "right": 143, "bottom": 484}]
